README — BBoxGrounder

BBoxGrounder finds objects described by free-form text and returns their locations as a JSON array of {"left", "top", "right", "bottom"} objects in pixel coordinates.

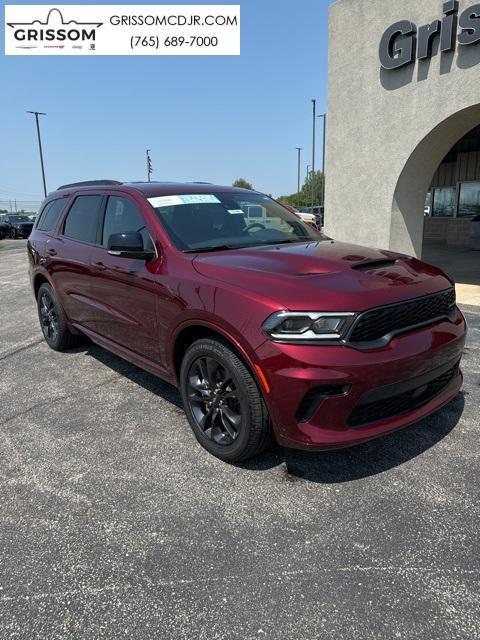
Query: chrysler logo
[{"left": 7, "top": 8, "right": 103, "bottom": 48}]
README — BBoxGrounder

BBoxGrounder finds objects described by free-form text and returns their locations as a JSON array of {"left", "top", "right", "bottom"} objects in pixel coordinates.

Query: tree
[
  {"left": 278, "top": 170, "right": 325, "bottom": 209},
  {"left": 233, "top": 178, "right": 253, "bottom": 190}
]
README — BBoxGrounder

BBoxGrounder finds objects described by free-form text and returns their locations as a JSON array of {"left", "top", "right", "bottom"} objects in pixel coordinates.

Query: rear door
[
  {"left": 89, "top": 193, "right": 159, "bottom": 361},
  {"left": 47, "top": 193, "right": 104, "bottom": 328}
]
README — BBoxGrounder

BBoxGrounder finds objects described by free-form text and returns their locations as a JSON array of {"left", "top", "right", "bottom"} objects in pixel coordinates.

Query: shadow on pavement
[
  {"left": 83, "top": 342, "right": 465, "bottom": 484},
  {"left": 241, "top": 392, "right": 465, "bottom": 483},
  {"left": 84, "top": 342, "right": 183, "bottom": 409}
]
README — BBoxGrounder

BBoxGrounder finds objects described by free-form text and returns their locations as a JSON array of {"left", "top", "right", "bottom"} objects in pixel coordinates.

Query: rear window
[
  {"left": 63, "top": 195, "right": 103, "bottom": 244},
  {"left": 37, "top": 199, "right": 66, "bottom": 232}
]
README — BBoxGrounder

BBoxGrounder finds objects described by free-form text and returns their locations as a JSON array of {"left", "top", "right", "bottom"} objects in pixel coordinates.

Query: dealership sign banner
[
  {"left": 4, "top": 5, "right": 240, "bottom": 55},
  {"left": 379, "top": 0, "right": 480, "bottom": 70}
]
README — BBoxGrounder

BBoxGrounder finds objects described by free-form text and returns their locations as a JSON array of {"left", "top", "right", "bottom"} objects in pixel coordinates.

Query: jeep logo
[{"left": 379, "top": 0, "right": 480, "bottom": 70}]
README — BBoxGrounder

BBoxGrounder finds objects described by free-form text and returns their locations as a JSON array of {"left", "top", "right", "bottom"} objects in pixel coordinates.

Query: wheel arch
[
  {"left": 171, "top": 321, "right": 270, "bottom": 398},
  {"left": 33, "top": 272, "right": 51, "bottom": 299}
]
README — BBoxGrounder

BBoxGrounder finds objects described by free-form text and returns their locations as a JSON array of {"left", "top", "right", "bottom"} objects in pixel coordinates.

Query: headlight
[{"left": 262, "top": 311, "right": 356, "bottom": 342}]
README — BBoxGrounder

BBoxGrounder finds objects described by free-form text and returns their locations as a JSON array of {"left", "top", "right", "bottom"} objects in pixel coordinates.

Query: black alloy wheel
[
  {"left": 180, "top": 337, "right": 273, "bottom": 462},
  {"left": 39, "top": 290, "right": 59, "bottom": 344},
  {"left": 187, "top": 356, "right": 242, "bottom": 445},
  {"left": 36, "top": 282, "right": 83, "bottom": 351}
]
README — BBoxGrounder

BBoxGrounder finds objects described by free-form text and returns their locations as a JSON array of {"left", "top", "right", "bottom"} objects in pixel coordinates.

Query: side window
[
  {"left": 63, "top": 195, "right": 103, "bottom": 244},
  {"left": 37, "top": 199, "right": 66, "bottom": 232},
  {"left": 102, "top": 196, "right": 154, "bottom": 251}
]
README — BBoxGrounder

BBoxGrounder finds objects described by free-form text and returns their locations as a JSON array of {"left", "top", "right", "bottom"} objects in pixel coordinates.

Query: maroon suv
[{"left": 28, "top": 180, "right": 466, "bottom": 461}]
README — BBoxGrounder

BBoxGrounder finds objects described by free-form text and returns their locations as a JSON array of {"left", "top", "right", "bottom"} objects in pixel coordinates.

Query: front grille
[
  {"left": 347, "top": 363, "right": 459, "bottom": 427},
  {"left": 349, "top": 289, "right": 456, "bottom": 346}
]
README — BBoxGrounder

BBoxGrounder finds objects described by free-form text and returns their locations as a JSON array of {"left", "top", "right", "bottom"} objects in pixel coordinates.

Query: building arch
[{"left": 389, "top": 104, "right": 480, "bottom": 257}]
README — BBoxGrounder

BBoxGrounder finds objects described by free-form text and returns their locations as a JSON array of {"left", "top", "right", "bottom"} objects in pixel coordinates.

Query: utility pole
[
  {"left": 146, "top": 149, "right": 153, "bottom": 182},
  {"left": 311, "top": 99, "right": 316, "bottom": 211},
  {"left": 295, "top": 147, "right": 303, "bottom": 196},
  {"left": 317, "top": 113, "right": 327, "bottom": 207},
  {"left": 27, "top": 111, "right": 47, "bottom": 198}
]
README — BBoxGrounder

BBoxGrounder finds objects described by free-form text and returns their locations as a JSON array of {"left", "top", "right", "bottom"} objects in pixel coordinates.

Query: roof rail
[
  {"left": 189, "top": 181, "right": 213, "bottom": 184},
  {"left": 57, "top": 180, "right": 122, "bottom": 190}
]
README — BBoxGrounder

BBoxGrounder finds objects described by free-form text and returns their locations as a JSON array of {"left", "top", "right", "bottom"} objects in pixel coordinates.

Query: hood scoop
[{"left": 352, "top": 259, "right": 398, "bottom": 271}]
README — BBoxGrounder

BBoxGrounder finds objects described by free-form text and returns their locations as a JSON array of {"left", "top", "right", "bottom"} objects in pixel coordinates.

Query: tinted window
[
  {"left": 63, "top": 195, "right": 103, "bottom": 244},
  {"left": 102, "top": 196, "right": 153, "bottom": 250},
  {"left": 37, "top": 199, "right": 66, "bottom": 231}
]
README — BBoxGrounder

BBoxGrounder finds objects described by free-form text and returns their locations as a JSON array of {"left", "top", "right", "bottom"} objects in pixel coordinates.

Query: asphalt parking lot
[{"left": 1, "top": 241, "right": 479, "bottom": 639}]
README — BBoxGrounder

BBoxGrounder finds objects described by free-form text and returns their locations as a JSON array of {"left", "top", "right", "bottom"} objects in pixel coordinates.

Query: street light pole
[
  {"left": 311, "top": 99, "right": 316, "bottom": 210},
  {"left": 295, "top": 147, "right": 303, "bottom": 195},
  {"left": 27, "top": 111, "right": 47, "bottom": 198},
  {"left": 317, "top": 113, "right": 327, "bottom": 206}
]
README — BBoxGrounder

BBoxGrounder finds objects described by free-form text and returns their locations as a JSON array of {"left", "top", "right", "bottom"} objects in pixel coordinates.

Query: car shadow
[
  {"left": 82, "top": 342, "right": 465, "bottom": 484},
  {"left": 83, "top": 343, "right": 183, "bottom": 409},
  {"left": 240, "top": 392, "right": 465, "bottom": 483}
]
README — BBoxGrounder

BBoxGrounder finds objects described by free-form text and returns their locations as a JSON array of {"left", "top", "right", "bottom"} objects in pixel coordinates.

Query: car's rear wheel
[
  {"left": 180, "top": 337, "right": 273, "bottom": 462},
  {"left": 37, "top": 283, "right": 81, "bottom": 351}
]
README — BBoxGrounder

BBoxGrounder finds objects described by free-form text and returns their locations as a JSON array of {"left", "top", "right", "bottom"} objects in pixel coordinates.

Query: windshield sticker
[
  {"left": 227, "top": 209, "right": 245, "bottom": 214},
  {"left": 148, "top": 194, "right": 221, "bottom": 208},
  {"left": 148, "top": 195, "right": 184, "bottom": 208}
]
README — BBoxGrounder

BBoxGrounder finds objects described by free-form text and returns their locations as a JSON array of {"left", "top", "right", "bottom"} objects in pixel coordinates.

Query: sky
[{"left": 0, "top": 0, "right": 330, "bottom": 206}]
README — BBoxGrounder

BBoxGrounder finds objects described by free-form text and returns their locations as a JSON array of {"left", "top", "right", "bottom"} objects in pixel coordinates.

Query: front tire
[
  {"left": 9, "top": 228, "right": 16, "bottom": 239},
  {"left": 180, "top": 338, "right": 273, "bottom": 462},
  {"left": 37, "top": 283, "right": 80, "bottom": 351}
]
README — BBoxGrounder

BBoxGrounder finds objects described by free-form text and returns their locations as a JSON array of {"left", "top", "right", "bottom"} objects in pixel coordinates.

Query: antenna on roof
[{"left": 146, "top": 149, "right": 153, "bottom": 182}]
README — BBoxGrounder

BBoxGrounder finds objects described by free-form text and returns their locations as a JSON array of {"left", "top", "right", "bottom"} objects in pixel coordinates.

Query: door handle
[
  {"left": 93, "top": 261, "right": 107, "bottom": 271},
  {"left": 47, "top": 248, "right": 57, "bottom": 256}
]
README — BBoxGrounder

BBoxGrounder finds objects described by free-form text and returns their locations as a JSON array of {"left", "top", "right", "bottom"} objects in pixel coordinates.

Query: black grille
[
  {"left": 349, "top": 289, "right": 456, "bottom": 346},
  {"left": 347, "top": 364, "right": 459, "bottom": 428}
]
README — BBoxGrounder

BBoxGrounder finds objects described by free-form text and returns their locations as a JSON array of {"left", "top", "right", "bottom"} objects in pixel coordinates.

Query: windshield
[
  {"left": 147, "top": 192, "right": 320, "bottom": 252},
  {"left": 9, "top": 216, "right": 30, "bottom": 223}
]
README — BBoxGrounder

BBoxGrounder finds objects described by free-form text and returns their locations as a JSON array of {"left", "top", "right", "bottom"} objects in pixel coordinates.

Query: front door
[{"left": 89, "top": 194, "right": 159, "bottom": 362}]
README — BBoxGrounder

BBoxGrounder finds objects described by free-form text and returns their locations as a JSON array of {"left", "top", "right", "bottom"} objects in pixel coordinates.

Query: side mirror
[{"left": 107, "top": 232, "right": 155, "bottom": 261}]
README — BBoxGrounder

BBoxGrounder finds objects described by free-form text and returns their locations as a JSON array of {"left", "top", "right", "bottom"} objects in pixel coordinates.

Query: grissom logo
[{"left": 7, "top": 8, "right": 103, "bottom": 50}]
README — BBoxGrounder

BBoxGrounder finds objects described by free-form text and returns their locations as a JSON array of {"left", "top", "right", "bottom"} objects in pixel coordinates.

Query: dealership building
[{"left": 325, "top": 0, "right": 480, "bottom": 259}]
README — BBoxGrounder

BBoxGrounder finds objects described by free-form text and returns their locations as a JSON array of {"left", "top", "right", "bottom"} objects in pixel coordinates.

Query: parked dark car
[
  {"left": 0, "top": 214, "right": 34, "bottom": 239},
  {"left": 27, "top": 180, "right": 466, "bottom": 462}
]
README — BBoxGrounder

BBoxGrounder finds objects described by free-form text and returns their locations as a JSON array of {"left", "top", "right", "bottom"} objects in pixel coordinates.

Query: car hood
[{"left": 192, "top": 240, "right": 453, "bottom": 311}]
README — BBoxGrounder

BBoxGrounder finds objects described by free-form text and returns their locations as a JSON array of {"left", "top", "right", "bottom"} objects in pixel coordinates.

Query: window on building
[
  {"left": 63, "top": 195, "right": 103, "bottom": 244},
  {"left": 458, "top": 182, "right": 480, "bottom": 218},
  {"left": 432, "top": 187, "right": 456, "bottom": 217},
  {"left": 424, "top": 192, "right": 432, "bottom": 216}
]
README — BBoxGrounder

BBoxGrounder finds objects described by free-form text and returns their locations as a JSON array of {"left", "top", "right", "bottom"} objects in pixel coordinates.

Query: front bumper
[{"left": 257, "top": 308, "right": 466, "bottom": 450}]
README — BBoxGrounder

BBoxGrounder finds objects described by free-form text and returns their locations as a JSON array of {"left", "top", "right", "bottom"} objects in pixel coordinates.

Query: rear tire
[
  {"left": 37, "top": 283, "right": 82, "bottom": 351},
  {"left": 180, "top": 337, "right": 273, "bottom": 462}
]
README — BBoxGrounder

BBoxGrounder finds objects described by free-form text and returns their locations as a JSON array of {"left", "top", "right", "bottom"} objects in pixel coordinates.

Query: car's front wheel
[
  {"left": 37, "top": 283, "right": 81, "bottom": 351},
  {"left": 180, "top": 337, "right": 273, "bottom": 462},
  {"left": 9, "top": 228, "right": 16, "bottom": 239}
]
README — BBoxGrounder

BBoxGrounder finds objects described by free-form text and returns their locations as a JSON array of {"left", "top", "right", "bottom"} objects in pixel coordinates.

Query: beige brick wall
[{"left": 423, "top": 217, "right": 473, "bottom": 246}]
